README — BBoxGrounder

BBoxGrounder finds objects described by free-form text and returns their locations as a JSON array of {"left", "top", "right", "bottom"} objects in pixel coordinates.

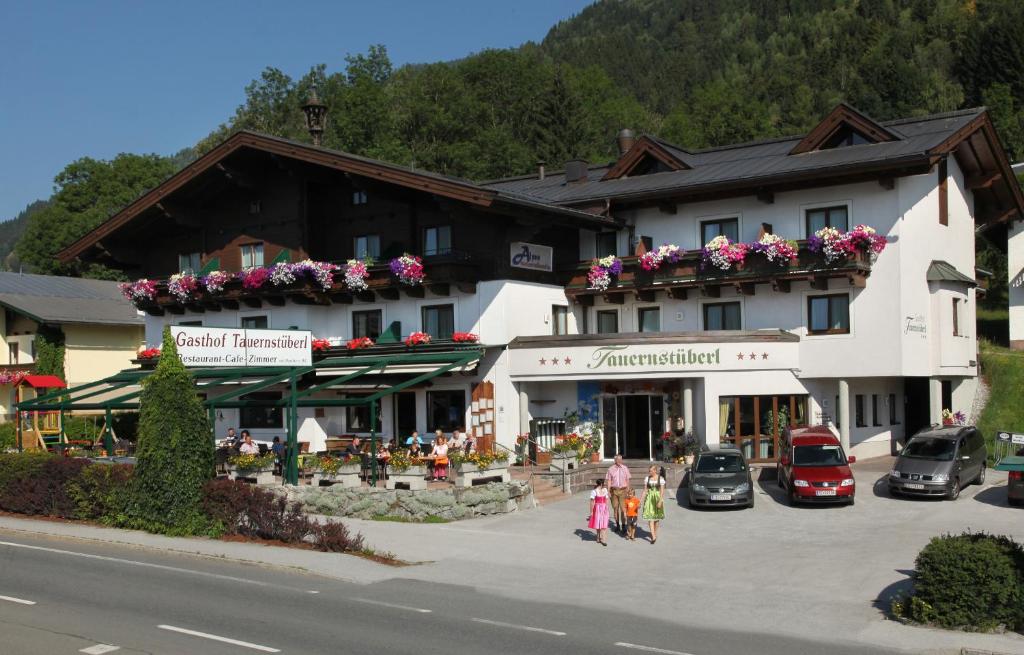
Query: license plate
[
  {"left": 710, "top": 494, "right": 732, "bottom": 501},
  {"left": 815, "top": 489, "right": 836, "bottom": 496},
  {"left": 905, "top": 483, "right": 925, "bottom": 490}
]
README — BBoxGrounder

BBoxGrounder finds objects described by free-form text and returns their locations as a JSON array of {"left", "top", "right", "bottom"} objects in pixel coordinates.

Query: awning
[
  {"left": 926, "top": 260, "right": 977, "bottom": 286},
  {"left": 21, "top": 375, "right": 66, "bottom": 389}
]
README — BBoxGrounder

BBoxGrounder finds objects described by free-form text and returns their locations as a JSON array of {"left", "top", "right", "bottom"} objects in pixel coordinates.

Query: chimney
[
  {"left": 564, "top": 159, "right": 589, "bottom": 184},
  {"left": 301, "top": 82, "right": 328, "bottom": 147},
  {"left": 537, "top": 160, "right": 546, "bottom": 180},
  {"left": 617, "top": 128, "right": 636, "bottom": 156}
]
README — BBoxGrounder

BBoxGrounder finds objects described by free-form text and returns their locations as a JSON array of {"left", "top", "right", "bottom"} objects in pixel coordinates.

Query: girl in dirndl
[
  {"left": 641, "top": 465, "right": 666, "bottom": 544},
  {"left": 588, "top": 479, "right": 610, "bottom": 546}
]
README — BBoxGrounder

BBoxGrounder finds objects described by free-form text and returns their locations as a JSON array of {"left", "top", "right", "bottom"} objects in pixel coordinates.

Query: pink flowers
[
  {"left": 587, "top": 255, "right": 623, "bottom": 291},
  {"left": 751, "top": 234, "right": 799, "bottom": 266},
  {"left": 390, "top": 254, "right": 425, "bottom": 286},
  {"left": 119, "top": 279, "right": 158, "bottom": 304},
  {"left": 701, "top": 236, "right": 748, "bottom": 271},
  {"left": 312, "top": 338, "right": 332, "bottom": 352},
  {"left": 138, "top": 347, "right": 161, "bottom": 360},
  {"left": 201, "top": 270, "right": 232, "bottom": 294},
  {"left": 344, "top": 259, "right": 370, "bottom": 292},
  {"left": 452, "top": 332, "right": 479, "bottom": 343},
  {"left": 808, "top": 225, "right": 887, "bottom": 263},
  {"left": 347, "top": 337, "right": 375, "bottom": 350},
  {"left": 404, "top": 331, "right": 431, "bottom": 347},
  {"left": 0, "top": 370, "right": 29, "bottom": 386},
  {"left": 292, "top": 259, "right": 338, "bottom": 291},
  {"left": 844, "top": 224, "right": 888, "bottom": 255},
  {"left": 168, "top": 273, "right": 199, "bottom": 302},
  {"left": 639, "top": 244, "right": 682, "bottom": 271},
  {"left": 239, "top": 267, "right": 271, "bottom": 290}
]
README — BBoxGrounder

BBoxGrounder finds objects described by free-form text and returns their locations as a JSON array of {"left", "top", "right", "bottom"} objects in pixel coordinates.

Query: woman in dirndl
[
  {"left": 641, "top": 465, "right": 666, "bottom": 544},
  {"left": 588, "top": 479, "right": 610, "bottom": 546}
]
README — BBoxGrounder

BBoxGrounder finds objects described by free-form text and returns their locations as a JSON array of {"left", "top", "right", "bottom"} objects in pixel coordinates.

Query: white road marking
[
  {"left": 157, "top": 625, "right": 280, "bottom": 652},
  {"left": 352, "top": 597, "right": 431, "bottom": 613},
  {"left": 0, "top": 540, "right": 315, "bottom": 593},
  {"left": 615, "top": 642, "right": 695, "bottom": 655},
  {"left": 80, "top": 645, "right": 120, "bottom": 654},
  {"left": 0, "top": 594, "right": 36, "bottom": 605},
  {"left": 471, "top": 617, "right": 566, "bottom": 636}
]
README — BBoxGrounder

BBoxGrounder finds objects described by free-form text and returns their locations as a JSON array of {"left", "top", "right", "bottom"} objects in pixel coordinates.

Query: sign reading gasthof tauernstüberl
[
  {"left": 510, "top": 242, "right": 553, "bottom": 272},
  {"left": 171, "top": 326, "right": 312, "bottom": 367}
]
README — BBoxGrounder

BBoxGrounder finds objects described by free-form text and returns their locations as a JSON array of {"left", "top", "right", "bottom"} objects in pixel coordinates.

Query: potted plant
[
  {"left": 682, "top": 433, "right": 701, "bottom": 466},
  {"left": 453, "top": 450, "right": 510, "bottom": 487},
  {"left": 549, "top": 435, "right": 580, "bottom": 471},
  {"left": 312, "top": 454, "right": 362, "bottom": 487},
  {"left": 385, "top": 449, "right": 428, "bottom": 491},
  {"left": 585, "top": 434, "right": 603, "bottom": 463},
  {"left": 228, "top": 452, "right": 276, "bottom": 485}
]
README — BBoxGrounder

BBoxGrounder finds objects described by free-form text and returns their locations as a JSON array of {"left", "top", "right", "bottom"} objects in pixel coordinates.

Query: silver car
[
  {"left": 688, "top": 448, "right": 754, "bottom": 509},
  {"left": 888, "top": 426, "right": 987, "bottom": 500}
]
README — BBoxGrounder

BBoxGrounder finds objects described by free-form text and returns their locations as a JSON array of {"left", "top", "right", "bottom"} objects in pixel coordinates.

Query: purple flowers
[
  {"left": 390, "top": 254, "right": 425, "bottom": 285},
  {"left": 587, "top": 255, "right": 622, "bottom": 291}
]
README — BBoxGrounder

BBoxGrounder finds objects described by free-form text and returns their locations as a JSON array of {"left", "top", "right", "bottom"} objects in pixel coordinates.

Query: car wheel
[
  {"left": 889, "top": 487, "right": 900, "bottom": 497},
  {"left": 747, "top": 497, "right": 755, "bottom": 509},
  {"left": 847, "top": 497, "right": 855, "bottom": 506},
  {"left": 787, "top": 486, "right": 797, "bottom": 506},
  {"left": 946, "top": 478, "right": 960, "bottom": 501},
  {"left": 975, "top": 466, "right": 986, "bottom": 486},
  {"left": 1009, "top": 497, "right": 1022, "bottom": 507},
  {"left": 776, "top": 470, "right": 783, "bottom": 488}
]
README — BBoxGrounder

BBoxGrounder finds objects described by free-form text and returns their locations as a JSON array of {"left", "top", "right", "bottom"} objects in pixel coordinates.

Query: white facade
[{"left": 1010, "top": 217, "right": 1024, "bottom": 350}]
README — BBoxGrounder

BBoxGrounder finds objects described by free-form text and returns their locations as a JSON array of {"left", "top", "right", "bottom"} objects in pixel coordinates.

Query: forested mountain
[
  {"left": 0, "top": 200, "right": 48, "bottom": 270},
  {"left": 16, "top": 0, "right": 1024, "bottom": 280}
]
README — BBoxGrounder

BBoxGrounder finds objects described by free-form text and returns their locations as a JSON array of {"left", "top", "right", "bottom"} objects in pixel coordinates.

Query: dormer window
[
  {"left": 789, "top": 103, "right": 898, "bottom": 155},
  {"left": 821, "top": 126, "right": 872, "bottom": 149}
]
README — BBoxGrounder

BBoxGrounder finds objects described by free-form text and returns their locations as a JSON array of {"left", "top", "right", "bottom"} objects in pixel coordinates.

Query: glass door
[
  {"left": 718, "top": 395, "right": 809, "bottom": 462},
  {"left": 602, "top": 396, "right": 617, "bottom": 459}
]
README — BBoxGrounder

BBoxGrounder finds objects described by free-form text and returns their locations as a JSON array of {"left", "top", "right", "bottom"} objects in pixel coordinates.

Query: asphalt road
[{"left": 0, "top": 531, "right": 901, "bottom": 655}]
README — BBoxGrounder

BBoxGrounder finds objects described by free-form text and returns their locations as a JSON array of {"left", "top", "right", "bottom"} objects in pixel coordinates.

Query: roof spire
[{"left": 302, "top": 82, "right": 328, "bottom": 147}]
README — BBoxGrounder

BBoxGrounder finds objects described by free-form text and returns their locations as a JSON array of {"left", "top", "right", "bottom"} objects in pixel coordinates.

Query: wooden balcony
[
  {"left": 564, "top": 241, "right": 873, "bottom": 304},
  {"left": 138, "top": 254, "right": 481, "bottom": 316}
]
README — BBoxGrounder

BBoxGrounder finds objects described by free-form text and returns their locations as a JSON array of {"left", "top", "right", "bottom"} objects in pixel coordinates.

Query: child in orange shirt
[{"left": 623, "top": 488, "right": 640, "bottom": 541}]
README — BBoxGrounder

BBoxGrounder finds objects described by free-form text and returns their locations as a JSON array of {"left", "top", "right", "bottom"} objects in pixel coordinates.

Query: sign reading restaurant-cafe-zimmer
[
  {"left": 171, "top": 326, "right": 313, "bottom": 367},
  {"left": 509, "top": 334, "right": 800, "bottom": 380}
]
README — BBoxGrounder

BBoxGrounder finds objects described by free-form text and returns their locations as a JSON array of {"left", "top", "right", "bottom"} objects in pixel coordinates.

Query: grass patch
[
  {"left": 371, "top": 514, "right": 450, "bottom": 524},
  {"left": 977, "top": 306, "right": 1009, "bottom": 347},
  {"left": 978, "top": 339, "right": 1024, "bottom": 463}
]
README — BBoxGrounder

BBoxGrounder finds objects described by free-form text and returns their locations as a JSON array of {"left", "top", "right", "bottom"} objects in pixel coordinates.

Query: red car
[{"left": 777, "top": 427, "right": 856, "bottom": 505}]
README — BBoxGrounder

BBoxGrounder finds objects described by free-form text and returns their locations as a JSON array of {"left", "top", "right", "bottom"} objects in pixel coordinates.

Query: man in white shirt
[{"left": 239, "top": 433, "right": 259, "bottom": 455}]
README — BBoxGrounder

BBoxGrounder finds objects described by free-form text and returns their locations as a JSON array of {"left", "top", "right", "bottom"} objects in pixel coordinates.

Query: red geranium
[
  {"left": 312, "top": 338, "right": 331, "bottom": 352},
  {"left": 404, "top": 331, "right": 431, "bottom": 347},
  {"left": 347, "top": 337, "right": 375, "bottom": 350},
  {"left": 452, "top": 332, "right": 479, "bottom": 343},
  {"left": 138, "top": 348, "right": 161, "bottom": 360}
]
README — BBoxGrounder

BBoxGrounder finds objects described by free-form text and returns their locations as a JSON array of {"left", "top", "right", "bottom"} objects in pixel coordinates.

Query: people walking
[
  {"left": 623, "top": 488, "right": 640, "bottom": 541},
  {"left": 605, "top": 454, "right": 631, "bottom": 533},
  {"left": 641, "top": 465, "right": 666, "bottom": 544},
  {"left": 588, "top": 479, "right": 610, "bottom": 546}
]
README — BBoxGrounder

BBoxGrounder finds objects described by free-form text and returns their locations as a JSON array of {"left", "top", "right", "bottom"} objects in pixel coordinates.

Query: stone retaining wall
[{"left": 279, "top": 481, "right": 534, "bottom": 521}]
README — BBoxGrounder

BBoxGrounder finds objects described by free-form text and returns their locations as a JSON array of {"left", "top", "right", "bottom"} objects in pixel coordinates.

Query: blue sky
[{"left": 0, "top": 0, "right": 593, "bottom": 221}]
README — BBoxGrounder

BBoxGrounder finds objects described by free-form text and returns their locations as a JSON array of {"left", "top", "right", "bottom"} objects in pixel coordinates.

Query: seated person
[
  {"left": 344, "top": 437, "right": 363, "bottom": 459},
  {"left": 270, "top": 436, "right": 286, "bottom": 471},
  {"left": 451, "top": 428, "right": 466, "bottom": 450},
  {"left": 408, "top": 441, "right": 422, "bottom": 458},
  {"left": 405, "top": 430, "right": 421, "bottom": 446},
  {"left": 238, "top": 433, "right": 259, "bottom": 455},
  {"left": 376, "top": 440, "right": 392, "bottom": 461}
]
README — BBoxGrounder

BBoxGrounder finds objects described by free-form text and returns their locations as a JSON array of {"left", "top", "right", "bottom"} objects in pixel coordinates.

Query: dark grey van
[
  {"left": 688, "top": 447, "right": 754, "bottom": 509},
  {"left": 888, "top": 426, "right": 987, "bottom": 500}
]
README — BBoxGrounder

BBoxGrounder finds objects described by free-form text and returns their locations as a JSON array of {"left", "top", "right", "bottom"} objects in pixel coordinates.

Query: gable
[
  {"left": 790, "top": 103, "right": 899, "bottom": 155},
  {"left": 601, "top": 137, "right": 690, "bottom": 181}
]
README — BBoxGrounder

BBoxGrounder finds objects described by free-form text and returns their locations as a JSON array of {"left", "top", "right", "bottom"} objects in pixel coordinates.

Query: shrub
[
  {"left": 67, "top": 463, "right": 133, "bottom": 522},
  {"left": 0, "top": 456, "right": 90, "bottom": 518},
  {"left": 0, "top": 452, "right": 53, "bottom": 492},
  {"left": 910, "top": 532, "right": 1024, "bottom": 631},
  {"left": 126, "top": 327, "right": 214, "bottom": 535},
  {"left": 202, "top": 479, "right": 364, "bottom": 552},
  {"left": 0, "top": 422, "right": 16, "bottom": 451}
]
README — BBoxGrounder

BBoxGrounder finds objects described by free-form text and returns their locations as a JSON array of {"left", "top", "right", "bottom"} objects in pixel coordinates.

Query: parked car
[
  {"left": 888, "top": 425, "right": 987, "bottom": 500},
  {"left": 688, "top": 447, "right": 754, "bottom": 509},
  {"left": 777, "top": 427, "right": 856, "bottom": 505}
]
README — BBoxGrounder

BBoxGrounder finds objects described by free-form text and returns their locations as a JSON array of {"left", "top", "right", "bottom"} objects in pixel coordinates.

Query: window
[
  {"left": 596, "top": 310, "right": 618, "bottom": 334},
  {"left": 352, "top": 310, "right": 382, "bottom": 340},
  {"left": 177, "top": 320, "right": 203, "bottom": 327},
  {"left": 700, "top": 218, "right": 739, "bottom": 244},
  {"left": 938, "top": 158, "right": 948, "bottom": 226},
  {"left": 952, "top": 298, "right": 960, "bottom": 337},
  {"left": 940, "top": 380, "right": 952, "bottom": 414},
  {"left": 427, "top": 390, "right": 466, "bottom": 433},
  {"left": 345, "top": 394, "right": 377, "bottom": 432},
  {"left": 178, "top": 252, "right": 200, "bottom": 274},
  {"left": 872, "top": 394, "right": 882, "bottom": 426},
  {"left": 638, "top": 307, "right": 661, "bottom": 333},
  {"left": 352, "top": 190, "right": 368, "bottom": 205},
  {"left": 703, "top": 302, "right": 741, "bottom": 331},
  {"left": 855, "top": 394, "right": 866, "bottom": 427},
  {"left": 353, "top": 235, "right": 380, "bottom": 260},
  {"left": 807, "top": 294, "right": 850, "bottom": 335},
  {"left": 821, "top": 127, "right": 871, "bottom": 149},
  {"left": 595, "top": 232, "right": 617, "bottom": 258},
  {"left": 241, "top": 243, "right": 264, "bottom": 269},
  {"left": 239, "top": 392, "right": 283, "bottom": 429},
  {"left": 805, "top": 205, "right": 848, "bottom": 236},
  {"left": 30, "top": 339, "right": 36, "bottom": 362},
  {"left": 8, "top": 343, "right": 18, "bottom": 365},
  {"left": 718, "top": 395, "right": 808, "bottom": 460},
  {"left": 422, "top": 304, "right": 455, "bottom": 340},
  {"left": 551, "top": 305, "right": 568, "bottom": 336},
  {"left": 889, "top": 393, "right": 899, "bottom": 425},
  {"left": 241, "top": 316, "right": 268, "bottom": 329},
  {"left": 424, "top": 226, "right": 451, "bottom": 256}
]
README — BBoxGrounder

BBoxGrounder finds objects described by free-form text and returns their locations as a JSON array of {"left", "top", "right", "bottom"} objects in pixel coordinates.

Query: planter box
[
  {"left": 312, "top": 465, "right": 362, "bottom": 487},
  {"left": 454, "top": 463, "right": 510, "bottom": 488},
  {"left": 535, "top": 451, "right": 553, "bottom": 466},
  {"left": 228, "top": 465, "right": 275, "bottom": 486},
  {"left": 548, "top": 453, "right": 578, "bottom": 472},
  {"left": 386, "top": 466, "right": 428, "bottom": 491}
]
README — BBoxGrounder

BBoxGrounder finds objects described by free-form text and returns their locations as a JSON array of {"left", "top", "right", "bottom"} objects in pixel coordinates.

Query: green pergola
[{"left": 17, "top": 348, "right": 484, "bottom": 485}]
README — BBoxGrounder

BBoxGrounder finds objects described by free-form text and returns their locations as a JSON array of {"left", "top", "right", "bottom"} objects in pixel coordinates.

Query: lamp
[{"left": 301, "top": 82, "right": 328, "bottom": 147}]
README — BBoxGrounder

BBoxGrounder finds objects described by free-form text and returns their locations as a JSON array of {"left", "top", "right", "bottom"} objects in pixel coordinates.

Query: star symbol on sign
[
  {"left": 749, "top": 352, "right": 757, "bottom": 360},
  {"left": 762, "top": 352, "right": 769, "bottom": 360},
  {"left": 551, "top": 358, "right": 559, "bottom": 365},
  {"left": 564, "top": 357, "right": 572, "bottom": 365},
  {"left": 736, "top": 352, "right": 745, "bottom": 360},
  {"left": 539, "top": 358, "right": 546, "bottom": 365}
]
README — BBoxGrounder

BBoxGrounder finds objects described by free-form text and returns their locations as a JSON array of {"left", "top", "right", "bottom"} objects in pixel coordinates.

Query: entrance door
[
  {"left": 903, "top": 378, "right": 930, "bottom": 443},
  {"left": 394, "top": 392, "right": 416, "bottom": 441},
  {"left": 616, "top": 395, "right": 659, "bottom": 459},
  {"left": 602, "top": 396, "right": 617, "bottom": 459}
]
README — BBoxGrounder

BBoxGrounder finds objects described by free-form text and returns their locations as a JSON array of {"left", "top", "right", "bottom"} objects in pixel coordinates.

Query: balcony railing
[
  {"left": 565, "top": 241, "right": 873, "bottom": 302},
  {"left": 135, "top": 253, "right": 481, "bottom": 316}
]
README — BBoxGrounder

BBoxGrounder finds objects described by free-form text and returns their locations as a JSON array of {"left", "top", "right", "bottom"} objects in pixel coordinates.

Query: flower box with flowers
[
  {"left": 390, "top": 254, "right": 425, "bottom": 286},
  {"left": 587, "top": 255, "right": 623, "bottom": 291},
  {"left": 227, "top": 452, "right": 276, "bottom": 485},
  {"left": 451, "top": 451, "right": 511, "bottom": 487},
  {"left": 701, "top": 236, "right": 748, "bottom": 273},
  {"left": 385, "top": 450, "right": 428, "bottom": 490},
  {"left": 404, "top": 332, "right": 431, "bottom": 347},
  {"left": 311, "top": 338, "right": 332, "bottom": 354},
  {"left": 451, "top": 332, "right": 478, "bottom": 343},
  {"left": 347, "top": 337, "right": 375, "bottom": 350},
  {"left": 311, "top": 455, "right": 362, "bottom": 487}
]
